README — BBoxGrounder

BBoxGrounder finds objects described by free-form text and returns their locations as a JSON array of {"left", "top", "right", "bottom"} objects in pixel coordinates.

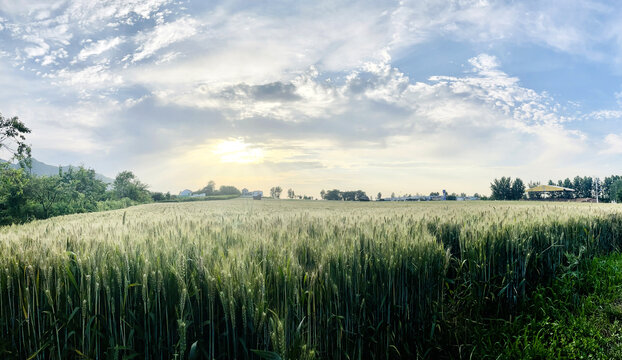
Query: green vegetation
[
  {"left": 319, "top": 188, "right": 369, "bottom": 201},
  {"left": 0, "top": 112, "right": 31, "bottom": 162},
  {"left": 0, "top": 166, "right": 151, "bottom": 225},
  {"left": 460, "top": 252, "right": 622, "bottom": 359},
  {"left": 490, "top": 176, "right": 525, "bottom": 200},
  {"left": 194, "top": 180, "right": 241, "bottom": 197},
  {"left": 2, "top": 200, "right": 622, "bottom": 358}
]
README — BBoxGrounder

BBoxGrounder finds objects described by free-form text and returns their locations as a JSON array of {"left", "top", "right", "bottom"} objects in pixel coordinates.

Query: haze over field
[{"left": 1, "top": 1, "right": 622, "bottom": 195}]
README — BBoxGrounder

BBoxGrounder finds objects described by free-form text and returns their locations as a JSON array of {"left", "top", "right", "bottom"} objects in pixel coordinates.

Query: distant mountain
[{"left": 1, "top": 158, "right": 114, "bottom": 183}]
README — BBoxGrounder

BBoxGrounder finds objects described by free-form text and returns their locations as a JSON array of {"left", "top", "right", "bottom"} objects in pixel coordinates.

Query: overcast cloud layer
[{"left": 1, "top": 0, "right": 622, "bottom": 196}]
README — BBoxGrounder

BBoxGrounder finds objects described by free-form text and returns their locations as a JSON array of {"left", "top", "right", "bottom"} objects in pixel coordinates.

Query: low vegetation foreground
[{"left": 2, "top": 200, "right": 622, "bottom": 359}]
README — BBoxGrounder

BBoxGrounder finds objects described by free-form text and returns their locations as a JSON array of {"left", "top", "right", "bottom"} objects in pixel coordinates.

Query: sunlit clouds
[{"left": 1, "top": 1, "right": 622, "bottom": 195}]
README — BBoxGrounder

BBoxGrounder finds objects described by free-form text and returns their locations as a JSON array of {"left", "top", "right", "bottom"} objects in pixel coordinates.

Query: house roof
[{"left": 525, "top": 185, "right": 575, "bottom": 192}]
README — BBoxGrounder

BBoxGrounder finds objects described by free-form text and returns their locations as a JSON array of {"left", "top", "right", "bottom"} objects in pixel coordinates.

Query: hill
[{"left": 1, "top": 158, "right": 114, "bottom": 183}]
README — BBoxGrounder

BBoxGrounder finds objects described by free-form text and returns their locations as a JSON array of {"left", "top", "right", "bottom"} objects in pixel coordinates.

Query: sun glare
[{"left": 213, "top": 139, "right": 264, "bottom": 164}]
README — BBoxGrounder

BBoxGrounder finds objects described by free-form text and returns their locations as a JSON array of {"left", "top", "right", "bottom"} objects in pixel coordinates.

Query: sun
[{"left": 213, "top": 139, "right": 264, "bottom": 164}]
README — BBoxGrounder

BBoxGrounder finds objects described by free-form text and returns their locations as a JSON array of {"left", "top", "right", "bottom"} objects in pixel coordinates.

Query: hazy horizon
[{"left": 2, "top": 1, "right": 622, "bottom": 196}]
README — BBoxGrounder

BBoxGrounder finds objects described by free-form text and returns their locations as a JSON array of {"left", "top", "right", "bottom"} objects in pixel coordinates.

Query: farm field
[{"left": 2, "top": 199, "right": 622, "bottom": 359}]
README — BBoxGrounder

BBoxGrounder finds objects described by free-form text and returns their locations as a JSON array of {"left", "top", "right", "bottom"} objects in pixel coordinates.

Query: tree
[
  {"left": 377, "top": 192, "right": 382, "bottom": 200},
  {"left": 562, "top": 178, "right": 574, "bottom": 199},
  {"left": 609, "top": 179, "right": 622, "bottom": 203},
  {"left": 324, "top": 189, "right": 342, "bottom": 201},
  {"left": 511, "top": 178, "right": 525, "bottom": 200},
  {"left": 218, "top": 185, "right": 241, "bottom": 195},
  {"left": 287, "top": 188, "right": 295, "bottom": 199},
  {"left": 151, "top": 192, "right": 166, "bottom": 201},
  {"left": 320, "top": 189, "right": 326, "bottom": 199},
  {"left": 490, "top": 177, "right": 512, "bottom": 200},
  {"left": 60, "top": 166, "right": 107, "bottom": 211},
  {"left": 0, "top": 113, "right": 31, "bottom": 162},
  {"left": 113, "top": 171, "right": 151, "bottom": 202},
  {"left": 270, "top": 186, "right": 282, "bottom": 199},
  {"left": 27, "top": 175, "right": 64, "bottom": 218},
  {"left": 197, "top": 180, "right": 216, "bottom": 195},
  {"left": 0, "top": 167, "right": 30, "bottom": 225}
]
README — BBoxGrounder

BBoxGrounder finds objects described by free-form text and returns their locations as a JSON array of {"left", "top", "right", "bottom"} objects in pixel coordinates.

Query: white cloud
[
  {"left": 601, "top": 133, "right": 622, "bottom": 154},
  {"left": 40, "top": 48, "right": 68, "bottom": 66},
  {"left": 76, "top": 36, "right": 123, "bottom": 61},
  {"left": 132, "top": 17, "right": 198, "bottom": 62},
  {"left": 2, "top": 0, "right": 622, "bottom": 194},
  {"left": 50, "top": 64, "right": 123, "bottom": 95},
  {"left": 586, "top": 110, "right": 622, "bottom": 120}
]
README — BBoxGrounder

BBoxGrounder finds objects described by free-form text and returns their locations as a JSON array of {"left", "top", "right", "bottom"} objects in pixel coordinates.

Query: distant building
[
  {"left": 241, "top": 189, "right": 263, "bottom": 199},
  {"left": 191, "top": 193, "right": 206, "bottom": 198},
  {"left": 179, "top": 189, "right": 192, "bottom": 197}
]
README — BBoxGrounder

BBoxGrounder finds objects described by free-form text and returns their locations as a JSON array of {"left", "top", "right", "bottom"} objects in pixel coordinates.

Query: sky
[{"left": 1, "top": 0, "right": 622, "bottom": 197}]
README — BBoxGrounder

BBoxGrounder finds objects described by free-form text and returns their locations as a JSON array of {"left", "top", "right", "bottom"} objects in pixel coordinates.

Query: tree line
[
  {"left": 491, "top": 175, "right": 622, "bottom": 202},
  {"left": 0, "top": 112, "right": 156, "bottom": 225},
  {"left": 0, "top": 165, "right": 153, "bottom": 225},
  {"left": 194, "top": 180, "right": 241, "bottom": 196},
  {"left": 320, "top": 189, "right": 370, "bottom": 201}
]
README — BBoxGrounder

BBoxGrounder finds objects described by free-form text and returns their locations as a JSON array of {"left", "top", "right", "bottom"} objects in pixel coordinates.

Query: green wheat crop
[{"left": 1, "top": 199, "right": 622, "bottom": 359}]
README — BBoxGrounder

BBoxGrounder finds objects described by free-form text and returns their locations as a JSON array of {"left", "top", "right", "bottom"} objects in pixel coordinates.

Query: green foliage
[
  {"left": 609, "top": 179, "right": 622, "bottom": 203},
  {"left": 0, "top": 166, "right": 31, "bottom": 225},
  {"left": 491, "top": 176, "right": 525, "bottom": 200},
  {"left": 0, "top": 166, "right": 150, "bottom": 225},
  {"left": 112, "top": 170, "right": 151, "bottom": 202},
  {"left": 218, "top": 185, "right": 241, "bottom": 195},
  {"left": 323, "top": 189, "right": 368, "bottom": 201},
  {"left": 270, "top": 186, "right": 283, "bottom": 198},
  {"left": 0, "top": 113, "right": 31, "bottom": 161},
  {"left": 459, "top": 252, "right": 622, "bottom": 359}
]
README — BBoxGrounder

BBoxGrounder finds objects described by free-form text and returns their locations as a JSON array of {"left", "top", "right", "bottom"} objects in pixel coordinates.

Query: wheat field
[{"left": 2, "top": 199, "right": 622, "bottom": 359}]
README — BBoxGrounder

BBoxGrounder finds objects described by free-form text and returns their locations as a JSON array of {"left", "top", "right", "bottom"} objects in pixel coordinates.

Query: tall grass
[{"left": 1, "top": 200, "right": 622, "bottom": 358}]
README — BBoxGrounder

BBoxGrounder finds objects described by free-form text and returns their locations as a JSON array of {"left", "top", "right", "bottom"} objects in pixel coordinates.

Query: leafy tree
[
  {"left": 113, "top": 171, "right": 151, "bottom": 202},
  {"left": 511, "top": 178, "right": 525, "bottom": 200},
  {"left": 0, "top": 167, "right": 31, "bottom": 225},
  {"left": 270, "top": 186, "right": 283, "bottom": 199},
  {"left": 287, "top": 188, "right": 295, "bottom": 199},
  {"left": 323, "top": 189, "right": 368, "bottom": 201},
  {"left": 218, "top": 185, "right": 241, "bottom": 196},
  {"left": 0, "top": 113, "right": 31, "bottom": 162},
  {"left": 27, "top": 175, "right": 64, "bottom": 218},
  {"left": 609, "top": 179, "right": 622, "bottom": 203},
  {"left": 562, "top": 178, "right": 574, "bottom": 199},
  {"left": 60, "top": 167, "right": 107, "bottom": 211},
  {"left": 581, "top": 176, "right": 593, "bottom": 198},
  {"left": 324, "top": 189, "right": 342, "bottom": 201},
  {"left": 603, "top": 176, "right": 622, "bottom": 202},
  {"left": 491, "top": 177, "right": 513, "bottom": 200},
  {"left": 320, "top": 189, "right": 326, "bottom": 199},
  {"left": 151, "top": 192, "right": 166, "bottom": 201},
  {"left": 377, "top": 192, "right": 382, "bottom": 200},
  {"left": 196, "top": 180, "right": 216, "bottom": 195}
]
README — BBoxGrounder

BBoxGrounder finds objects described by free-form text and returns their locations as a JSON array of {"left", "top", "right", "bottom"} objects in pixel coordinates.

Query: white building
[{"left": 179, "top": 189, "right": 192, "bottom": 197}]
